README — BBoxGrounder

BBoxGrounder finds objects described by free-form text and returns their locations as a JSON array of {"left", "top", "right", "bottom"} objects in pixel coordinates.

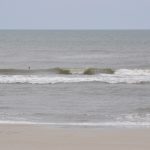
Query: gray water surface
[{"left": 0, "top": 30, "right": 150, "bottom": 127}]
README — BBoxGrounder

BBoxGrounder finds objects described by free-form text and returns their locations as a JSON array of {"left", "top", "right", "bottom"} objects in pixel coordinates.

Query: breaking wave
[
  {"left": 116, "top": 113, "right": 150, "bottom": 125},
  {"left": 83, "top": 68, "right": 114, "bottom": 75},
  {"left": 0, "top": 68, "right": 114, "bottom": 75},
  {"left": 0, "top": 68, "right": 150, "bottom": 84}
]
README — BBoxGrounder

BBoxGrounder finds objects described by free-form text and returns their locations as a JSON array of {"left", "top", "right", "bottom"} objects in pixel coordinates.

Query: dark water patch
[
  {"left": 51, "top": 67, "right": 71, "bottom": 75},
  {"left": 0, "top": 106, "right": 12, "bottom": 110},
  {"left": 83, "top": 68, "right": 115, "bottom": 75},
  {"left": 0, "top": 69, "right": 29, "bottom": 75},
  {"left": 33, "top": 112, "right": 53, "bottom": 117},
  {"left": 136, "top": 107, "right": 150, "bottom": 113}
]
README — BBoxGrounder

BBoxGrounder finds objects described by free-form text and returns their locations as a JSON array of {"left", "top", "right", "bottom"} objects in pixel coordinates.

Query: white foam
[
  {"left": 0, "top": 120, "right": 150, "bottom": 127},
  {"left": 117, "top": 113, "right": 150, "bottom": 122},
  {"left": 115, "top": 69, "right": 150, "bottom": 76}
]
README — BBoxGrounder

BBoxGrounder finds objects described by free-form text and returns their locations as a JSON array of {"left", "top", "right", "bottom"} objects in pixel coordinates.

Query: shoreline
[
  {"left": 0, "top": 124, "right": 150, "bottom": 150},
  {"left": 0, "top": 120, "right": 150, "bottom": 128}
]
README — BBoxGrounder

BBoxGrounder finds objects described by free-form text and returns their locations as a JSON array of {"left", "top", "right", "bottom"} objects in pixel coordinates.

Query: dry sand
[{"left": 0, "top": 124, "right": 150, "bottom": 150}]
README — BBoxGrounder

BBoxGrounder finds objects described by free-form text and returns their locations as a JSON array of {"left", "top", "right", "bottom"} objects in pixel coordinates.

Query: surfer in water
[{"left": 28, "top": 66, "right": 30, "bottom": 70}]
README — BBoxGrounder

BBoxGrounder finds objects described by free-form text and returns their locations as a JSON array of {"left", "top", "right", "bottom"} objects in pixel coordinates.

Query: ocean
[{"left": 0, "top": 30, "right": 150, "bottom": 127}]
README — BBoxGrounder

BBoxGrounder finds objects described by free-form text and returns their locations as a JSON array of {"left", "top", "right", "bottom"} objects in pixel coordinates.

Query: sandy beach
[{"left": 0, "top": 125, "right": 149, "bottom": 150}]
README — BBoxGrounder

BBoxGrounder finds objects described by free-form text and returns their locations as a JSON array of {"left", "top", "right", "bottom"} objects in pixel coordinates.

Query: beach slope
[{"left": 0, "top": 125, "right": 150, "bottom": 150}]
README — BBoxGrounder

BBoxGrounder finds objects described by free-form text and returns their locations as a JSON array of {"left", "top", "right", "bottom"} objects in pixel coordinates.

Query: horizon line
[{"left": 0, "top": 28, "right": 150, "bottom": 31}]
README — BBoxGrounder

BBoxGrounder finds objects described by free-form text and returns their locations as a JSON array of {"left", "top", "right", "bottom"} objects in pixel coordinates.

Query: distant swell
[{"left": 0, "top": 68, "right": 150, "bottom": 84}]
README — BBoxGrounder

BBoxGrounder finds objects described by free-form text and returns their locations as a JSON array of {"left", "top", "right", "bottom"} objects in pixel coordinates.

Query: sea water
[{"left": 0, "top": 30, "right": 150, "bottom": 127}]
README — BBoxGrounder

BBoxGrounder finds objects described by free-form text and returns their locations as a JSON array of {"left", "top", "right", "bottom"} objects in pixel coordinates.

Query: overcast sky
[{"left": 0, "top": 0, "right": 150, "bottom": 29}]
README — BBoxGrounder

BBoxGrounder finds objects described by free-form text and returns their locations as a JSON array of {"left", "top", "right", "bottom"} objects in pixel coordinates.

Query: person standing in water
[{"left": 28, "top": 66, "right": 30, "bottom": 70}]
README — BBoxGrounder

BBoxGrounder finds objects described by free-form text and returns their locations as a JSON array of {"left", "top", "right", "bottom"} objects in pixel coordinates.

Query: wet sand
[{"left": 0, "top": 124, "right": 150, "bottom": 150}]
